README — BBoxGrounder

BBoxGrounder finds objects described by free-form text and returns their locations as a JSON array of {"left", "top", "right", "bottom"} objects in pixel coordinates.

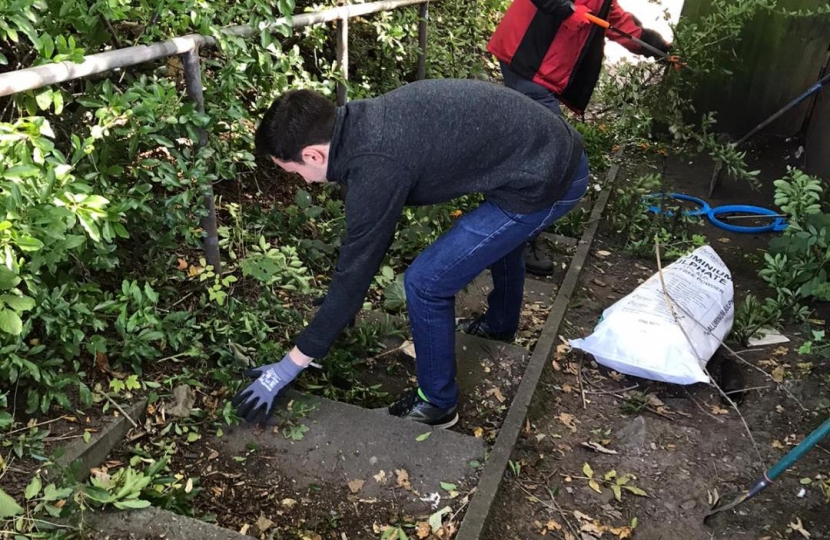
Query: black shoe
[
  {"left": 524, "top": 239, "right": 554, "bottom": 276},
  {"left": 461, "top": 314, "right": 516, "bottom": 343},
  {"left": 388, "top": 389, "right": 459, "bottom": 428}
]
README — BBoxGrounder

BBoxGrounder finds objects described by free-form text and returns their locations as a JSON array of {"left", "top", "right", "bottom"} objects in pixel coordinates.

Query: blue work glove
[{"left": 232, "top": 354, "right": 305, "bottom": 424}]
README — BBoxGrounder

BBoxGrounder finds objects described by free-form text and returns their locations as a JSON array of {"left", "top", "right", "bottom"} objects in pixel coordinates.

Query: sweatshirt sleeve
[
  {"left": 606, "top": 1, "right": 648, "bottom": 52},
  {"left": 295, "top": 156, "right": 411, "bottom": 358}
]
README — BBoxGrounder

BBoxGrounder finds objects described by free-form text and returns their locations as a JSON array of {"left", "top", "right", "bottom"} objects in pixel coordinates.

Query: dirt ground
[{"left": 484, "top": 141, "right": 830, "bottom": 540}]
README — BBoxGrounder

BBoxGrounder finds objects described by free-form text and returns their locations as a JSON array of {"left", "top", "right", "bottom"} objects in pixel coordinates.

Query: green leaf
[
  {"left": 622, "top": 485, "right": 649, "bottom": 497},
  {"left": 0, "top": 487, "right": 24, "bottom": 518},
  {"left": 3, "top": 165, "right": 40, "bottom": 179},
  {"left": 415, "top": 431, "right": 431, "bottom": 442},
  {"left": 799, "top": 477, "right": 813, "bottom": 485},
  {"left": 611, "top": 484, "right": 622, "bottom": 502},
  {"left": 588, "top": 479, "right": 602, "bottom": 494},
  {"left": 24, "top": 477, "right": 42, "bottom": 500},
  {"left": 114, "top": 499, "right": 151, "bottom": 509},
  {"left": 295, "top": 189, "right": 311, "bottom": 209},
  {"left": 582, "top": 462, "right": 593, "bottom": 479},
  {"left": 2, "top": 295, "right": 34, "bottom": 312},
  {"left": 35, "top": 89, "right": 52, "bottom": 111},
  {"left": 440, "top": 481, "right": 457, "bottom": 491},
  {"left": 0, "top": 308, "right": 23, "bottom": 335},
  {"left": 631, "top": 517, "right": 638, "bottom": 529},
  {"left": 186, "top": 432, "right": 201, "bottom": 443},
  {"left": 0, "top": 267, "right": 20, "bottom": 290},
  {"left": 14, "top": 235, "right": 44, "bottom": 252}
]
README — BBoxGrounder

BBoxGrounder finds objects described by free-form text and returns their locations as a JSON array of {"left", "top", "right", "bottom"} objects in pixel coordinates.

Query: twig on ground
[
  {"left": 6, "top": 416, "right": 75, "bottom": 435},
  {"left": 517, "top": 483, "right": 579, "bottom": 539},
  {"left": 577, "top": 352, "right": 587, "bottom": 409},
  {"left": 585, "top": 384, "right": 639, "bottom": 395},
  {"left": 653, "top": 239, "right": 764, "bottom": 469},
  {"left": 104, "top": 394, "right": 139, "bottom": 428},
  {"left": 684, "top": 388, "right": 725, "bottom": 424}
]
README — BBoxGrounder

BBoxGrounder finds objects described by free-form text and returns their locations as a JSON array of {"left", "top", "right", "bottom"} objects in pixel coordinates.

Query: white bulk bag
[{"left": 570, "top": 245, "right": 733, "bottom": 385}]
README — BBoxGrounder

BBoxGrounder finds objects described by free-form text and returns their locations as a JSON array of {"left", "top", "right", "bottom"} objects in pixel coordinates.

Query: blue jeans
[
  {"left": 500, "top": 61, "right": 563, "bottom": 116},
  {"left": 404, "top": 154, "right": 589, "bottom": 408}
]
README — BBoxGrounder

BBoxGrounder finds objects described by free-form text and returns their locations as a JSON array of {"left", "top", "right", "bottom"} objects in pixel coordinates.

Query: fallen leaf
[
  {"left": 188, "top": 264, "right": 203, "bottom": 277},
  {"left": 239, "top": 524, "right": 250, "bottom": 535},
  {"left": 557, "top": 413, "right": 578, "bottom": 432},
  {"left": 608, "top": 371, "right": 625, "bottom": 382},
  {"left": 772, "top": 365, "right": 786, "bottom": 382},
  {"left": 581, "top": 441, "right": 618, "bottom": 455},
  {"left": 772, "top": 440, "right": 783, "bottom": 448},
  {"left": 396, "top": 469, "right": 411, "bottom": 490},
  {"left": 589, "top": 480, "right": 602, "bottom": 494},
  {"left": 440, "top": 481, "right": 457, "bottom": 491},
  {"left": 790, "top": 517, "right": 811, "bottom": 539},
  {"left": 473, "top": 427, "right": 484, "bottom": 439},
  {"left": 348, "top": 479, "right": 365, "bottom": 493},
  {"left": 646, "top": 394, "right": 665, "bottom": 408},
  {"left": 709, "top": 405, "right": 729, "bottom": 415},
  {"left": 486, "top": 387, "right": 506, "bottom": 403},
  {"left": 176, "top": 258, "right": 188, "bottom": 270},
  {"left": 255, "top": 515, "right": 273, "bottom": 533},
  {"left": 281, "top": 498, "right": 297, "bottom": 508},
  {"left": 415, "top": 522, "right": 431, "bottom": 539},
  {"left": 773, "top": 346, "right": 789, "bottom": 356},
  {"left": 546, "top": 519, "right": 562, "bottom": 531},
  {"left": 374, "top": 470, "right": 387, "bottom": 483},
  {"left": 595, "top": 250, "right": 611, "bottom": 258},
  {"left": 582, "top": 462, "right": 594, "bottom": 478},
  {"left": 428, "top": 506, "right": 452, "bottom": 532},
  {"left": 401, "top": 340, "right": 417, "bottom": 359},
  {"left": 562, "top": 384, "right": 573, "bottom": 394}
]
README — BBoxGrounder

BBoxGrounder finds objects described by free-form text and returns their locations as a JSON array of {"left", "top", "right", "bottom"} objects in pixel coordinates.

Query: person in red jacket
[{"left": 488, "top": 0, "right": 670, "bottom": 275}]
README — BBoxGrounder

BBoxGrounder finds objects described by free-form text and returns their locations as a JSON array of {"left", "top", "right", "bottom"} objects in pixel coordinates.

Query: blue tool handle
[{"left": 767, "top": 417, "right": 830, "bottom": 481}]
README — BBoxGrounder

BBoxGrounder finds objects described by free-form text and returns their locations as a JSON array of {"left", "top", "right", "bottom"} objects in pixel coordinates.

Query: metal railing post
[
  {"left": 181, "top": 48, "right": 222, "bottom": 273},
  {"left": 336, "top": 16, "right": 349, "bottom": 105},
  {"left": 417, "top": 2, "right": 428, "bottom": 80}
]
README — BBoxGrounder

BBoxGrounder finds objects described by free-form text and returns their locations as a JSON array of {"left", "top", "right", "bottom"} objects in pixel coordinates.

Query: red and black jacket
[{"left": 488, "top": 0, "right": 666, "bottom": 114}]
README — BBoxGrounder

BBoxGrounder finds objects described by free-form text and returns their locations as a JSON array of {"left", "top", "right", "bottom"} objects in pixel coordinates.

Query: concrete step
[
  {"left": 89, "top": 506, "right": 254, "bottom": 539},
  {"left": 208, "top": 390, "right": 485, "bottom": 514}
]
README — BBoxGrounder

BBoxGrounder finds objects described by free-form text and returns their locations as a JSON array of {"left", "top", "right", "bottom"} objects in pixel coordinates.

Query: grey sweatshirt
[{"left": 295, "top": 79, "right": 584, "bottom": 358}]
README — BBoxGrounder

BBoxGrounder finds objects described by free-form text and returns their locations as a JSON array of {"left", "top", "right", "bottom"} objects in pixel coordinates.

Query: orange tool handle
[{"left": 584, "top": 12, "right": 610, "bottom": 28}]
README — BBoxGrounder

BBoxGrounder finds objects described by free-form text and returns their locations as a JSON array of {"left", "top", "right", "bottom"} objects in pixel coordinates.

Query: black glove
[{"left": 638, "top": 28, "right": 671, "bottom": 58}]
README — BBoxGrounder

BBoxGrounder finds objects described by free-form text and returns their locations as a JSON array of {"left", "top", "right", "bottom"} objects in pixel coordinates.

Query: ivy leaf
[
  {"left": 0, "top": 308, "right": 23, "bottom": 335},
  {"left": 0, "top": 487, "right": 23, "bottom": 518}
]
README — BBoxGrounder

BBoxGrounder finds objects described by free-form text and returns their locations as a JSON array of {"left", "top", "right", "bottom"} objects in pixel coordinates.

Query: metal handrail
[
  {"left": 0, "top": 0, "right": 437, "bottom": 271},
  {"left": 0, "top": 0, "right": 435, "bottom": 97}
]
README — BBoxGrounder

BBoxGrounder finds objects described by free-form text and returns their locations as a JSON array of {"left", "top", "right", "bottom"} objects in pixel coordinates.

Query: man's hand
[
  {"left": 232, "top": 353, "right": 306, "bottom": 424},
  {"left": 562, "top": 3, "right": 591, "bottom": 32}
]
